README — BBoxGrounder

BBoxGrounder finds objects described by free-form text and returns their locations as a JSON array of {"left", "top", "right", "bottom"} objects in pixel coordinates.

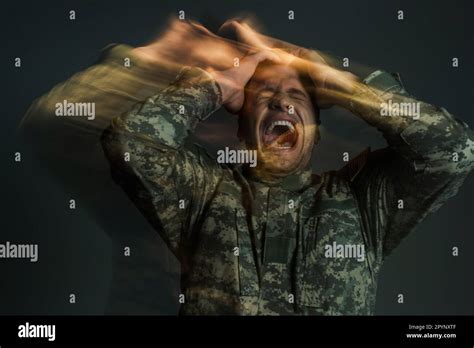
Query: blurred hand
[
  {"left": 209, "top": 50, "right": 281, "bottom": 114},
  {"left": 132, "top": 19, "right": 248, "bottom": 71},
  {"left": 132, "top": 18, "right": 359, "bottom": 112},
  {"left": 219, "top": 19, "right": 360, "bottom": 110}
]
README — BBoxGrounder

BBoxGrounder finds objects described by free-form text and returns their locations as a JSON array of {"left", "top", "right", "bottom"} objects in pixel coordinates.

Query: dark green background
[{"left": 1, "top": 0, "right": 473, "bottom": 315}]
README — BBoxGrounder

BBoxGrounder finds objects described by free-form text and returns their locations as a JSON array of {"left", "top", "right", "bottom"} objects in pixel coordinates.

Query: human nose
[{"left": 268, "top": 93, "right": 291, "bottom": 111}]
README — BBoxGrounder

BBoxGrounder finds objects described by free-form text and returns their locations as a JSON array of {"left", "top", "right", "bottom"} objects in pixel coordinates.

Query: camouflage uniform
[{"left": 101, "top": 62, "right": 474, "bottom": 315}]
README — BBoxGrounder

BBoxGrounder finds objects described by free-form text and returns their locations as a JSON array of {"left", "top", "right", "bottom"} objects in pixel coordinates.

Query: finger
[
  {"left": 300, "top": 49, "right": 327, "bottom": 64},
  {"left": 218, "top": 19, "right": 271, "bottom": 51},
  {"left": 251, "top": 50, "right": 282, "bottom": 64},
  {"left": 234, "top": 51, "right": 283, "bottom": 88},
  {"left": 188, "top": 20, "right": 216, "bottom": 37}
]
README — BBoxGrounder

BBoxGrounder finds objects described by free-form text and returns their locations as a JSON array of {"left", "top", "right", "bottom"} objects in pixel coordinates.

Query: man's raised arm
[
  {"left": 101, "top": 47, "right": 280, "bottom": 258},
  {"left": 101, "top": 67, "right": 226, "bottom": 257},
  {"left": 341, "top": 70, "right": 474, "bottom": 261}
]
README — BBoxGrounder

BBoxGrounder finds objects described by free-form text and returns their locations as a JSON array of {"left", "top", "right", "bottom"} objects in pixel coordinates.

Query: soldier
[
  {"left": 21, "top": 19, "right": 474, "bottom": 315},
  {"left": 100, "top": 24, "right": 474, "bottom": 315}
]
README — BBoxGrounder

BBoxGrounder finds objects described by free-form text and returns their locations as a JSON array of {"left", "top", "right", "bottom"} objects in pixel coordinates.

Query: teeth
[{"left": 267, "top": 120, "right": 295, "bottom": 134}]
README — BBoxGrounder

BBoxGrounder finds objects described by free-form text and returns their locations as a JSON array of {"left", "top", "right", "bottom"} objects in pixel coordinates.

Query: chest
[{"left": 194, "top": 175, "right": 377, "bottom": 314}]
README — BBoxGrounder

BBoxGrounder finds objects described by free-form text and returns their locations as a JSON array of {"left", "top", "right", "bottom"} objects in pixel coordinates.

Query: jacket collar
[{"left": 242, "top": 165, "right": 316, "bottom": 192}]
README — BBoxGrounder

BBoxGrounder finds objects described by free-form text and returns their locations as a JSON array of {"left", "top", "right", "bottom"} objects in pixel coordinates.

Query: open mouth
[{"left": 261, "top": 117, "right": 299, "bottom": 149}]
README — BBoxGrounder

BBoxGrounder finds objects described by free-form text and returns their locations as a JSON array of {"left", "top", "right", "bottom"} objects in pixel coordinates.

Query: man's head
[{"left": 238, "top": 61, "right": 320, "bottom": 179}]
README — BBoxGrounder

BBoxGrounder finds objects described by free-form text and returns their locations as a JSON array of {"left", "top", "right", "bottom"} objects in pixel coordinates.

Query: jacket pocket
[{"left": 297, "top": 207, "right": 372, "bottom": 312}]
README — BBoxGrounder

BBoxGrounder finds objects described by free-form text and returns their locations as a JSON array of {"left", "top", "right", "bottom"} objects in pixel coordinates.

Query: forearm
[
  {"left": 347, "top": 71, "right": 474, "bottom": 174},
  {"left": 111, "top": 67, "right": 222, "bottom": 150},
  {"left": 21, "top": 44, "right": 179, "bottom": 136}
]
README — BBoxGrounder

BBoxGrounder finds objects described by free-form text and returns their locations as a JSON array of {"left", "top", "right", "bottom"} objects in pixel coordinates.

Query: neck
[{"left": 243, "top": 163, "right": 313, "bottom": 189}]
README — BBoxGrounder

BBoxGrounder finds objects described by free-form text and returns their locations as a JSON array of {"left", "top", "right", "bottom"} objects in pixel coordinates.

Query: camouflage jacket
[{"left": 102, "top": 65, "right": 474, "bottom": 315}]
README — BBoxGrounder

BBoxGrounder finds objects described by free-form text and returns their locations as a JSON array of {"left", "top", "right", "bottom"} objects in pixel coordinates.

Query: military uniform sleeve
[
  {"left": 101, "top": 67, "right": 225, "bottom": 258},
  {"left": 349, "top": 71, "right": 474, "bottom": 261},
  {"left": 21, "top": 44, "right": 180, "bottom": 142}
]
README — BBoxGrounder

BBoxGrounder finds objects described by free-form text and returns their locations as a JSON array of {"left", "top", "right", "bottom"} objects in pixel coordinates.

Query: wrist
[
  {"left": 313, "top": 67, "right": 360, "bottom": 110},
  {"left": 208, "top": 70, "right": 237, "bottom": 105}
]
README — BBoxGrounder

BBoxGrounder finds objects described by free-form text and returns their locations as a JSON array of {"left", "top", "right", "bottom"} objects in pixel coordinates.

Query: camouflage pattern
[{"left": 102, "top": 67, "right": 474, "bottom": 315}]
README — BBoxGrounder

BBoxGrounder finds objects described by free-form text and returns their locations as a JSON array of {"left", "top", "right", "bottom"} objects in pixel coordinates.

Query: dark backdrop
[{"left": 1, "top": 0, "right": 473, "bottom": 315}]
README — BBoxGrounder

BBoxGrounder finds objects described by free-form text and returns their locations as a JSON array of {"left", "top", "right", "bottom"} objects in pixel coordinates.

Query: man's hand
[
  {"left": 218, "top": 19, "right": 361, "bottom": 110},
  {"left": 208, "top": 50, "right": 281, "bottom": 114},
  {"left": 133, "top": 18, "right": 359, "bottom": 113},
  {"left": 132, "top": 19, "right": 248, "bottom": 71},
  {"left": 302, "top": 51, "right": 360, "bottom": 109}
]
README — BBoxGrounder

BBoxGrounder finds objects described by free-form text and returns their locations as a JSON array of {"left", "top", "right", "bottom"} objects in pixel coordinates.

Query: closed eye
[
  {"left": 256, "top": 89, "right": 275, "bottom": 101},
  {"left": 287, "top": 88, "right": 309, "bottom": 101},
  {"left": 256, "top": 87, "right": 309, "bottom": 103}
]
